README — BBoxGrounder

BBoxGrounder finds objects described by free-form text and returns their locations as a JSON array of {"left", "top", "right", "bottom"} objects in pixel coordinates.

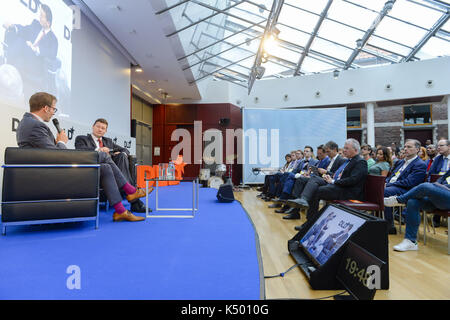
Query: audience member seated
[
  {"left": 260, "top": 150, "right": 301, "bottom": 201},
  {"left": 287, "top": 139, "right": 367, "bottom": 224},
  {"left": 384, "top": 169, "right": 450, "bottom": 252},
  {"left": 427, "top": 139, "right": 449, "bottom": 227},
  {"left": 383, "top": 139, "right": 427, "bottom": 234},
  {"left": 271, "top": 146, "right": 319, "bottom": 212},
  {"left": 368, "top": 146, "right": 392, "bottom": 176},
  {"left": 257, "top": 153, "right": 291, "bottom": 196},
  {"left": 316, "top": 144, "right": 331, "bottom": 170},
  {"left": 284, "top": 141, "right": 346, "bottom": 221},
  {"left": 425, "top": 144, "right": 437, "bottom": 174},
  {"left": 419, "top": 146, "right": 429, "bottom": 162},
  {"left": 283, "top": 141, "right": 345, "bottom": 220},
  {"left": 361, "top": 144, "right": 375, "bottom": 169}
]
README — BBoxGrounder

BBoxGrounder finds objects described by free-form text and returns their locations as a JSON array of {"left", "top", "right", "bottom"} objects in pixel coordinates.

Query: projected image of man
[{"left": 3, "top": 4, "right": 58, "bottom": 94}]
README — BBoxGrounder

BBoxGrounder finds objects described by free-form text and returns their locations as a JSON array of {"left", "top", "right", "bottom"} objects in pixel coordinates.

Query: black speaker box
[
  {"left": 216, "top": 179, "right": 234, "bottom": 203},
  {"left": 219, "top": 118, "right": 230, "bottom": 126}
]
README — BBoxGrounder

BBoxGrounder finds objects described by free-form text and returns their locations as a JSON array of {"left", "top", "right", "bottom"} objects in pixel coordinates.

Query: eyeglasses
[{"left": 46, "top": 106, "right": 58, "bottom": 113}]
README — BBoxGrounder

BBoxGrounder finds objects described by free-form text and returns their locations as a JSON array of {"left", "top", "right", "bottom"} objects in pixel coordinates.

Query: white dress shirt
[{"left": 390, "top": 155, "right": 418, "bottom": 183}]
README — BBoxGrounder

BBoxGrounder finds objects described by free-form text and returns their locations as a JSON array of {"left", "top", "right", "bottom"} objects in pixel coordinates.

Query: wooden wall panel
[
  {"left": 152, "top": 103, "right": 243, "bottom": 185},
  {"left": 165, "top": 104, "right": 196, "bottom": 124}
]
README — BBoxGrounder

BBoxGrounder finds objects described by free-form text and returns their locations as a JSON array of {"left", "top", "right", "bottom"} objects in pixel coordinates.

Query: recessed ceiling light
[
  {"left": 148, "top": 80, "right": 156, "bottom": 83},
  {"left": 135, "top": 68, "right": 143, "bottom": 73}
]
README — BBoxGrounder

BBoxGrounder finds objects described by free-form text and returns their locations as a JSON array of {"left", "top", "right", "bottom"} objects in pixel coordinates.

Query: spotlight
[
  {"left": 356, "top": 39, "right": 363, "bottom": 48},
  {"left": 333, "top": 69, "right": 340, "bottom": 79},
  {"left": 255, "top": 66, "right": 265, "bottom": 79},
  {"left": 384, "top": 0, "right": 395, "bottom": 11}
]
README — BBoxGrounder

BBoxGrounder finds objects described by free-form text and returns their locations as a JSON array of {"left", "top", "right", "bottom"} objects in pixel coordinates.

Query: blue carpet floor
[{"left": 0, "top": 183, "right": 263, "bottom": 300}]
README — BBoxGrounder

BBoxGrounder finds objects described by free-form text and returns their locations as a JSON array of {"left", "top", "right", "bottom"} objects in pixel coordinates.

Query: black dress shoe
[
  {"left": 275, "top": 205, "right": 289, "bottom": 214},
  {"left": 284, "top": 207, "right": 300, "bottom": 216},
  {"left": 287, "top": 198, "right": 309, "bottom": 209},
  {"left": 273, "top": 198, "right": 288, "bottom": 204},
  {"left": 268, "top": 203, "right": 282, "bottom": 208},
  {"left": 283, "top": 212, "right": 301, "bottom": 220},
  {"left": 130, "top": 200, "right": 151, "bottom": 213}
]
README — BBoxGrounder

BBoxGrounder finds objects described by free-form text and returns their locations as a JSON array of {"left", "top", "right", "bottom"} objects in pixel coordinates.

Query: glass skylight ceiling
[{"left": 159, "top": 0, "right": 450, "bottom": 89}]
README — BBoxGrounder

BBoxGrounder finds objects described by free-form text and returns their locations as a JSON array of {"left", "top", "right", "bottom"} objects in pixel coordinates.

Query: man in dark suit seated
[
  {"left": 383, "top": 139, "right": 427, "bottom": 234},
  {"left": 283, "top": 141, "right": 346, "bottom": 220},
  {"left": 287, "top": 139, "right": 368, "bottom": 225},
  {"left": 3, "top": 4, "right": 58, "bottom": 83},
  {"left": 16, "top": 92, "right": 151, "bottom": 222},
  {"left": 74, "top": 119, "right": 147, "bottom": 213}
]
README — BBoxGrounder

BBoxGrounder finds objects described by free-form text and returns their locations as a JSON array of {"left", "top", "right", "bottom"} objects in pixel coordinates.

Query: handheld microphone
[{"left": 52, "top": 118, "right": 62, "bottom": 133}]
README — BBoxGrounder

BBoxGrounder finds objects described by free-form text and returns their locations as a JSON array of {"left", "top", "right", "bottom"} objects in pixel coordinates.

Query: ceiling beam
[
  {"left": 293, "top": 0, "right": 333, "bottom": 76},
  {"left": 155, "top": 0, "right": 192, "bottom": 15},
  {"left": 166, "top": 0, "right": 246, "bottom": 37},
  {"left": 344, "top": 0, "right": 396, "bottom": 70},
  {"left": 402, "top": 11, "right": 450, "bottom": 62},
  {"left": 247, "top": 0, "right": 285, "bottom": 94}
]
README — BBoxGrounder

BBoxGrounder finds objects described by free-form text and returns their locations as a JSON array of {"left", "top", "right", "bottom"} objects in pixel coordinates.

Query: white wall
[{"left": 191, "top": 56, "right": 450, "bottom": 108}]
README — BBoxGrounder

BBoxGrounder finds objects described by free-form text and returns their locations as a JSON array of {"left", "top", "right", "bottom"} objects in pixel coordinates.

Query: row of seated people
[{"left": 256, "top": 138, "right": 450, "bottom": 253}]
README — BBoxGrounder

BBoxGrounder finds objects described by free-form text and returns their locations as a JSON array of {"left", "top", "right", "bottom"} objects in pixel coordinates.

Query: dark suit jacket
[
  {"left": 437, "top": 169, "right": 450, "bottom": 187},
  {"left": 428, "top": 154, "right": 448, "bottom": 176},
  {"left": 386, "top": 157, "right": 427, "bottom": 190},
  {"left": 15, "top": 19, "right": 58, "bottom": 61},
  {"left": 75, "top": 134, "right": 129, "bottom": 155},
  {"left": 16, "top": 112, "right": 66, "bottom": 149},
  {"left": 326, "top": 155, "right": 347, "bottom": 176},
  {"left": 332, "top": 155, "right": 368, "bottom": 200},
  {"left": 317, "top": 156, "right": 331, "bottom": 169},
  {"left": 292, "top": 158, "right": 319, "bottom": 174}
]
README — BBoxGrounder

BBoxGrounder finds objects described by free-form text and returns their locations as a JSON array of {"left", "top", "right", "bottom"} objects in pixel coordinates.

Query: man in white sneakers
[{"left": 384, "top": 169, "right": 450, "bottom": 252}]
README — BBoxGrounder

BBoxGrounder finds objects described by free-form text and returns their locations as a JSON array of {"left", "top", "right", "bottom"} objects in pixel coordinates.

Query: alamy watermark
[
  {"left": 170, "top": 121, "right": 280, "bottom": 167},
  {"left": 66, "top": 265, "right": 81, "bottom": 290}
]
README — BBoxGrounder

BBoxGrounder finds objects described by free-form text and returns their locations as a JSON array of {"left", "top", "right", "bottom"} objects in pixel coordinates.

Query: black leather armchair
[{"left": 1, "top": 147, "right": 100, "bottom": 235}]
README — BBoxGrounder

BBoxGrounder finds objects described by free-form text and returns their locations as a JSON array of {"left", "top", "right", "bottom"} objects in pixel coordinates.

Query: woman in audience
[
  {"left": 368, "top": 146, "right": 392, "bottom": 176},
  {"left": 361, "top": 144, "right": 375, "bottom": 169},
  {"left": 281, "top": 153, "right": 292, "bottom": 171},
  {"left": 419, "top": 146, "right": 429, "bottom": 162}
]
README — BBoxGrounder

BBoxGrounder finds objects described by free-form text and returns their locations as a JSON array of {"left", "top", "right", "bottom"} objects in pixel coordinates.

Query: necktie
[
  {"left": 98, "top": 138, "right": 103, "bottom": 148},
  {"left": 333, "top": 160, "right": 350, "bottom": 180}
]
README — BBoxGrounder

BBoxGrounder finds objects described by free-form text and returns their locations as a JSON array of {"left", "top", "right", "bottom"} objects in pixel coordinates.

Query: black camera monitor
[{"left": 299, "top": 204, "right": 366, "bottom": 266}]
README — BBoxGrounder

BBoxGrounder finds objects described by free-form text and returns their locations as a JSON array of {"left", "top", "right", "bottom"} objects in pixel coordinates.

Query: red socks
[
  {"left": 113, "top": 202, "right": 127, "bottom": 214},
  {"left": 122, "top": 183, "right": 137, "bottom": 195}
]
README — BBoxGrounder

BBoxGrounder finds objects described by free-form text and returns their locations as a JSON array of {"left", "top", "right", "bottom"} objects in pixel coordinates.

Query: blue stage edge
[{"left": 0, "top": 183, "right": 263, "bottom": 300}]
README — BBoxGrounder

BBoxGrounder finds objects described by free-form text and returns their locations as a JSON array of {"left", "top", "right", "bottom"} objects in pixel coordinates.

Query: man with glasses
[
  {"left": 16, "top": 92, "right": 150, "bottom": 222},
  {"left": 383, "top": 139, "right": 427, "bottom": 234},
  {"left": 16, "top": 92, "right": 67, "bottom": 148}
]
